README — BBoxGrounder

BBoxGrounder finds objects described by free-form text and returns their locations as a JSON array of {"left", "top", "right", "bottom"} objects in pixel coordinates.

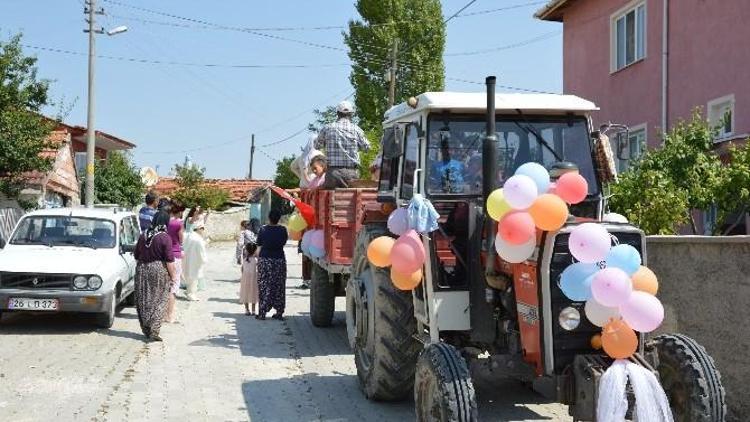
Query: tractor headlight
[
  {"left": 88, "top": 276, "right": 103, "bottom": 290},
  {"left": 558, "top": 306, "right": 581, "bottom": 331},
  {"left": 73, "top": 276, "right": 89, "bottom": 289}
]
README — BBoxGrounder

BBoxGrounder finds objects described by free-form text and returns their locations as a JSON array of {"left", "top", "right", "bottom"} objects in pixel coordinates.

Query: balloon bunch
[
  {"left": 300, "top": 228, "right": 326, "bottom": 258},
  {"left": 288, "top": 212, "right": 308, "bottom": 239},
  {"left": 366, "top": 230, "right": 426, "bottom": 290},
  {"left": 487, "top": 162, "right": 588, "bottom": 263},
  {"left": 560, "top": 222, "right": 663, "bottom": 359}
]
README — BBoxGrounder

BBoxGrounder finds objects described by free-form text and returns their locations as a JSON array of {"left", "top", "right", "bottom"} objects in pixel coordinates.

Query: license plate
[{"left": 8, "top": 298, "right": 59, "bottom": 311}]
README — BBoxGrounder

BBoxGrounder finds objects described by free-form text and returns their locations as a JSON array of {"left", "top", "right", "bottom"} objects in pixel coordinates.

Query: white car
[{"left": 0, "top": 207, "right": 140, "bottom": 328}]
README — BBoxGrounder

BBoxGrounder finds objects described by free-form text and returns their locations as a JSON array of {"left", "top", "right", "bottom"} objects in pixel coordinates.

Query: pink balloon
[
  {"left": 569, "top": 223, "right": 611, "bottom": 263},
  {"left": 591, "top": 268, "right": 633, "bottom": 307},
  {"left": 503, "top": 175, "right": 538, "bottom": 210},
  {"left": 391, "top": 230, "right": 426, "bottom": 274},
  {"left": 620, "top": 291, "right": 665, "bottom": 333},
  {"left": 498, "top": 211, "right": 535, "bottom": 245},
  {"left": 548, "top": 182, "right": 557, "bottom": 195},
  {"left": 310, "top": 229, "right": 325, "bottom": 250},
  {"left": 555, "top": 172, "right": 588, "bottom": 204}
]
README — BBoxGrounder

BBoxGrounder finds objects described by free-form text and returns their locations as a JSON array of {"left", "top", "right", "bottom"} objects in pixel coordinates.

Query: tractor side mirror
[{"left": 591, "top": 131, "right": 618, "bottom": 184}]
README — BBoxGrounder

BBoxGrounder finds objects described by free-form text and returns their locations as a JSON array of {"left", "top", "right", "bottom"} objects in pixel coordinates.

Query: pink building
[
  {"left": 536, "top": 0, "right": 750, "bottom": 235},
  {"left": 536, "top": 0, "right": 750, "bottom": 172}
]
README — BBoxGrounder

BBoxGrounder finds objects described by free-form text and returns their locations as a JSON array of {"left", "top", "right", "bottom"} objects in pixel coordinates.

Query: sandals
[{"left": 255, "top": 314, "right": 266, "bottom": 320}]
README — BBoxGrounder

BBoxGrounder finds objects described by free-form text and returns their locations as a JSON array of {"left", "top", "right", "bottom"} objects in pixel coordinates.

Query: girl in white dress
[{"left": 239, "top": 242, "right": 259, "bottom": 316}]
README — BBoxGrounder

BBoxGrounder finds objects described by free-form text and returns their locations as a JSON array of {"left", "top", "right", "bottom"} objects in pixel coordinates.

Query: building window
[
  {"left": 612, "top": 1, "right": 646, "bottom": 72},
  {"left": 616, "top": 125, "right": 646, "bottom": 172},
  {"left": 74, "top": 152, "right": 87, "bottom": 177},
  {"left": 707, "top": 94, "right": 735, "bottom": 138}
]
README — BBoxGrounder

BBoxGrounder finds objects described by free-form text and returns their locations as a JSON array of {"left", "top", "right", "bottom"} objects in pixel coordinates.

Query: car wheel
[{"left": 96, "top": 293, "right": 116, "bottom": 329}]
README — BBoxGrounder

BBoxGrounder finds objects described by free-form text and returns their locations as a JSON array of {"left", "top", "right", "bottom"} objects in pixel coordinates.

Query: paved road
[{"left": 0, "top": 243, "right": 570, "bottom": 421}]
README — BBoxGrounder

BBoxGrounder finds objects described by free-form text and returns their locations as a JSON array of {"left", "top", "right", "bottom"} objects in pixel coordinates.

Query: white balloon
[
  {"left": 503, "top": 174, "right": 539, "bottom": 210},
  {"left": 584, "top": 298, "right": 621, "bottom": 327},
  {"left": 603, "top": 213, "right": 629, "bottom": 223},
  {"left": 495, "top": 234, "right": 535, "bottom": 264}
]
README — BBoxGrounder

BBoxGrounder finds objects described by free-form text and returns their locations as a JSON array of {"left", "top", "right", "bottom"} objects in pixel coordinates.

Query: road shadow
[
  {"left": 242, "top": 374, "right": 414, "bottom": 422},
  {"left": 0, "top": 309, "right": 145, "bottom": 342},
  {"left": 207, "top": 297, "right": 241, "bottom": 305},
  {"left": 203, "top": 311, "right": 350, "bottom": 359}
]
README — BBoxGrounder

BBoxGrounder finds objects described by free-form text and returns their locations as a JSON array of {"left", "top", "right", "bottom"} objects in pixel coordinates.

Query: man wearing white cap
[{"left": 314, "top": 100, "right": 370, "bottom": 188}]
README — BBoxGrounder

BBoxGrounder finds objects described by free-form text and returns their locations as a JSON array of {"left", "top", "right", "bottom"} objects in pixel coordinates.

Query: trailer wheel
[
  {"left": 648, "top": 334, "right": 726, "bottom": 422},
  {"left": 310, "top": 263, "right": 335, "bottom": 327},
  {"left": 415, "top": 342, "right": 478, "bottom": 422},
  {"left": 351, "top": 226, "right": 420, "bottom": 401}
]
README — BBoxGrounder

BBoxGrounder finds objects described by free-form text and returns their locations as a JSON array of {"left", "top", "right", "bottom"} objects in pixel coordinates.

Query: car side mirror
[
  {"left": 120, "top": 243, "right": 136, "bottom": 254},
  {"left": 0, "top": 237, "right": 5, "bottom": 249}
]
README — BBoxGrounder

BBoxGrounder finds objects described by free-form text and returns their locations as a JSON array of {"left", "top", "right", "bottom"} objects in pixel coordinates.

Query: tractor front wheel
[
  {"left": 415, "top": 342, "right": 478, "bottom": 422},
  {"left": 648, "top": 334, "right": 726, "bottom": 422}
]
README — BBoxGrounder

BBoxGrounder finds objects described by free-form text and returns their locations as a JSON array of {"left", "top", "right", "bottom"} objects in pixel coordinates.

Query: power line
[
  {"left": 444, "top": 30, "right": 561, "bottom": 57},
  {"left": 444, "top": 0, "right": 479, "bottom": 23},
  {"left": 257, "top": 127, "right": 308, "bottom": 148},
  {"left": 456, "top": 1, "right": 548, "bottom": 18},
  {"left": 22, "top": 43, "right": 349, "bottom": 68}
]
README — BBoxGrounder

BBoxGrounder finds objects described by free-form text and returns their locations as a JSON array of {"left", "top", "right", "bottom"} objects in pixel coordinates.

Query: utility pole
[
  {"left": 248, "top": 134, "right": 256, "bottom": 179},
  {"left": 387, "top": 38, "right": 399, "bottom": 108},
  {"left": 82, "top": 1, "right": 126, "bottom": 207},
  {"left": 84, "top": 0, "right": 99, "bottom": 208}
]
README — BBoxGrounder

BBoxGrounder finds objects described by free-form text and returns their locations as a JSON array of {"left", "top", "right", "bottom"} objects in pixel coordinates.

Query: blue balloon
[
  {"left": 515, "top": 162, "right": 551, "bottom": 194},
  {"left": 309, "top": 245, "right": 326, "bottom": 259},
  {"left": 560, "top": 262, "right": 599, "bottom": 301},
  {"left": 605, "top": 244, "right": 641, "bottom": 275}
]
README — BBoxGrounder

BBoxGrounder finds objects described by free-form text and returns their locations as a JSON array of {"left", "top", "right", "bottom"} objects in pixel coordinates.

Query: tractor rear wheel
[
  {"left": 415, "top": 342, "right": 478, "bottom": 422},
  {"left": 350, "top": 225, "right": 420, "bottom": 401},
  {"left": 648, "top": 334, "right": 726, "bottom": 422},
  {"left": 310, "top": 263, "right": 335, "bottom": 327}
]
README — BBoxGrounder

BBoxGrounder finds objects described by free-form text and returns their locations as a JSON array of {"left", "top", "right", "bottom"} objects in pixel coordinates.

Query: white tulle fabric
[{"left": 597, "top": 359, "right": 674, "bottom": 422}]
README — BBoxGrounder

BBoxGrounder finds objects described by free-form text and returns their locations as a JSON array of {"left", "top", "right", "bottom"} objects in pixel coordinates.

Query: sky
[{"left": 1, "top": 0, "right": 563, "bottom": 180}]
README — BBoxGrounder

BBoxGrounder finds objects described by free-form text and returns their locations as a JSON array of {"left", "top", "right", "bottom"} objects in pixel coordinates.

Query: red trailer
[{"left": 299, "top": 187, "right": 387, "bottom": 326}]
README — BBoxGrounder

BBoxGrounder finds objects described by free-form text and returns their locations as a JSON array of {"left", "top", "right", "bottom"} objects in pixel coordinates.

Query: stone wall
[
  {"left": 204, "top": 206, "right": 249, "bottom": 242},
  {"left": 647, "top": 236, "right": 750, "bottom": 421}
]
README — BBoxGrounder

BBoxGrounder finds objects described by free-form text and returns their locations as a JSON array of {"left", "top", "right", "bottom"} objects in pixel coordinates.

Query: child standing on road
[{"left": 239, "top": 242, "right": 259, "bottom": 316}]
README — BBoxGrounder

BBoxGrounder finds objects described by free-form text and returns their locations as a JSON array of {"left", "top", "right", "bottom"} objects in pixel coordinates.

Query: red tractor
[{"left": 302, "top": 77, "right": 725, "bottom": 421}]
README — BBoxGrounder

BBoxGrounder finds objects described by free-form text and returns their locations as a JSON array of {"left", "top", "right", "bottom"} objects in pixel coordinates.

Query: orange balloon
[
  {"left": 590, "top": 334, "right": 603, "bottom": 350},
  {"left": 529, "top": 194, "right": 569, "bottom": 231},
  {"left": 288, "top": 228, "right": 303, "bottom": 241},
  {"left": 632, "top": 266, "right": 659, "bottom": 295},
  {"left": 367, "top": 236, "right": 395, "bottom": 268},
  {"left": 391, "top": 268, "right": 423, "bottom": 291},
  {"left": 601, "top": 319, "right": 638, "bottom": 359}
]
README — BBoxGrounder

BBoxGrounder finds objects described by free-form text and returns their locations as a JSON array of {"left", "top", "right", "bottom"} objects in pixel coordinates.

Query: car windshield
[
  {"left": 426, "top": 115, "right": 598, "bottom": 196},
  {"left": 10, "top": 216, "right": 117, "bottom": 248}
]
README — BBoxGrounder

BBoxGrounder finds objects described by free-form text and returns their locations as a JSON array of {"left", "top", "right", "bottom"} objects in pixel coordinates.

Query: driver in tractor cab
[
  {"left": 314, "top": 100, "right": 370, "bottom": 189},
  {"left": 429, "top": 131, "right": 465, "bottom": 194}
]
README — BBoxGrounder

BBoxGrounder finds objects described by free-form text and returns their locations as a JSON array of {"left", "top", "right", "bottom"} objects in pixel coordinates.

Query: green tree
[
  {"left": 0, "top": 34, "right": 55, "bottom": 201},
  {"left": 307, "top": 106, "right": 338, "bottom": 133},
  {"left": 345, "top": 0, "right": 445, "bottom": 133},
  {"left": 714, "top": 144, "right": 750, "bottom": 234},
  {"left": 609, "top": 110, "right": 729, "bottom": 235},
  {"left": 171, "top": 162, "right": 230, "bottom": 210},
  {"left": 94, "top": 151, "right": 144, "bottom": 207}
]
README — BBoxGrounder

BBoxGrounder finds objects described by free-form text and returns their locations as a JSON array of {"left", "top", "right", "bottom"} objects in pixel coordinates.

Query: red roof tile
[{"left": 153, "top": 178, "right": 271, "bottom": 202}]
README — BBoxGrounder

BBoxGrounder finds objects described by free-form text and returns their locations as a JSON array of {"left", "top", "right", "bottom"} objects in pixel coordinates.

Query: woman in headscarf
[
  {"left": 134, "top": 211, "right": 177, "bottom": 341},
  {"left": 255, "top": 210, "right": 289, "bottom": 320}
]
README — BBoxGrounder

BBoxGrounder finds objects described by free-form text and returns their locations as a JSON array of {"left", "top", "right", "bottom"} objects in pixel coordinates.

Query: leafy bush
[
  {"left": 171, "top": 162, "right": 230, "bottom": 210},
  {"left": 94, "top": 152, "right": 144, "bottom": 207}
]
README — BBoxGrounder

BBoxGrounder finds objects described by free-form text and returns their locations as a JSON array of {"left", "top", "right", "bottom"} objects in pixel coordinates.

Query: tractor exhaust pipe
[
  {"left": 482, "top": 76, "right": 498, "bottom": 294},
  {"left": 483, "top": 76, "right": 498, "bottom": 201}
]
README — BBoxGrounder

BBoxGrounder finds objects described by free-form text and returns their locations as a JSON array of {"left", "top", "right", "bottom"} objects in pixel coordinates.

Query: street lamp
[{"left": 84, "top": 0, "right": 127, "bottom": 208}]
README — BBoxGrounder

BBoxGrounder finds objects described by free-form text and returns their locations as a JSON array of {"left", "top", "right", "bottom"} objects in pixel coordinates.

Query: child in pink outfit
[
  {"left": 308, "top": 155, "right": 327, "bottom": 189},
  {"left": 239, "top": 242, "right": 259, "bottom": 316}
]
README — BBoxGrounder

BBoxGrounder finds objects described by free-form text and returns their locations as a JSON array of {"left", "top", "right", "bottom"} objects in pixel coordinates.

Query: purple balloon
[
  {"left": 569, "top": 223, "right": 611, "bottom": 263},
  {"left": 387, "top": 208, "right": 409, "bottom": 236},
  {"left": 310, "top": 229, "right": 325, "bottom": 250},
  {"left": 620, "top": 291, "right": 664, "bottom": 333},
  {"left": 301, "top": 230, "right": 313, "bottom": 254},
  {"left": 308, "top": 245, "right": 326, "bottom": 259},
  {"left": 503, "top": 175, "right": 538, "bottom": 210},
  {"left": 591, "top": 268, "right": 633, "bottom": 307}
]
